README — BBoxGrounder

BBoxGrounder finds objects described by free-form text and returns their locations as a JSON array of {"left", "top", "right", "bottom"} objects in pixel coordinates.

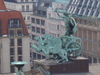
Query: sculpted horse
[
  {"left": 31, "top": 35, "right": 68, "bottom": 63},
  {"left": 31, "top": 35, "right": 82, "bottom": 63}
]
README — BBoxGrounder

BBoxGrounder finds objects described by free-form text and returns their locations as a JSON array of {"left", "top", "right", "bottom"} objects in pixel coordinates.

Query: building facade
[
  {"left": 67, "top": 0, "right": 100, "bottom": 63},
  {"left": 30, "top": 0, "right": 52, "bottom": 60},
  {"left": 0, "top": 0, "right": 30, "bottom": 73},
  {"left": 4, "top": 0, "right": 34, "bottom": 33}
]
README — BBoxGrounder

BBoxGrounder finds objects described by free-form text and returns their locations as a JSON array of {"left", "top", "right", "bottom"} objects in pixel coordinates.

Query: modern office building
[
  {"left": 66, "top": 0, "right": 100, "bottom": 63},
  {"left": 0, "top": 0, "right": 30, "bottom": 73},
  {"left": 4, "top": 0, "right": 34, "bottom": 33}
]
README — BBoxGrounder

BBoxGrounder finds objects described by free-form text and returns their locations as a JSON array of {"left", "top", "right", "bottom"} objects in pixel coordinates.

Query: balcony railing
[{"left": 8, "top": 24, "right": 22, "bottom": 28}]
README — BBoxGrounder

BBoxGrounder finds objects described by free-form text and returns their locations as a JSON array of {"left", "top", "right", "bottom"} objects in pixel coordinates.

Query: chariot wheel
[{"left": 65, "top": 41, "right": 82, "bottom": 57}]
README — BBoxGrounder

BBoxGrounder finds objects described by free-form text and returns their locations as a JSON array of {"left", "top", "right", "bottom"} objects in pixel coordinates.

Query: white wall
[
  {"left": 1, "top": 38, "right": 10, "bottom": 73},
  {"left": 22, "top": 37, "right": 30, "bottom": 72}
]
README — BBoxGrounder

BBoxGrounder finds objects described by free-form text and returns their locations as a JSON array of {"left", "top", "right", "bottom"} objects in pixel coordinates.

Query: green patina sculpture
[
  {"left": 31, "top": 9, "right": 82, "bottom": 63},
  {"left": 55, "top": 8, "right": 77, "bottom": 36}
]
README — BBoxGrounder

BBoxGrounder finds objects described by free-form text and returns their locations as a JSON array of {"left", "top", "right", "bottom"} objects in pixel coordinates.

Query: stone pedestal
[{"left": 33, "top": 57, "right": 89, "bottom": 74}]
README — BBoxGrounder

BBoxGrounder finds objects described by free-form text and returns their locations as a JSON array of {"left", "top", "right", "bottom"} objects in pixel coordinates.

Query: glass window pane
[
  {"left": 10, "top": 48, "right": 15, "bottom": 55},
  {"left": 17, "top": 38, "right": 22, "bottom": 46}
]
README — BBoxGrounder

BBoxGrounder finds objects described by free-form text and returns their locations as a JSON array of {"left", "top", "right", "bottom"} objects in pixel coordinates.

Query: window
[
  {"left": 83, "top": 29, "right": 87, "bottom": 39},
  {"left": 57, "top": 25, "right": 59, "bottom": 30},
  {"left": 93, "top": 31, "right": 97, "bottom": 41},
  {"left": 9, "top": 30, "right": 14, "bottom": 36},
  {"left": 42, "top": 11, "right": 46, "bottom": 15},
  {"left": 88, "top": 43, "right": 92, "bottom": 51},
  {"left": 89, "top": 1, "right": 93, "bottom": 6},
  {"left": 32, "top": 35, "right": 35, "bottom": 40},
  {"left": 78, "top": 28, "right": 82, "bottom": 37},
  {"left": 80, "top": 9, "right": 84, "bottom": 15},
  {"left": 27, "top": 16, "right": 30, "bottom": 20},
  {"left": 33, "top": 52, "right": 36, "bottom": 59},
  {"left": 94, "top": 1, "right": 98, "bottom": 6},
  {"left": 93, "top": 58, "right": 97, "bottom": 63},
  {"left": 44, "top": 3, "right": 49, "bottom": 7},
  {"left": 32, "top": 26, "right": 35, "bottom": 32},
  {"left": 10, "top": 65, "right": 15, "bottom": 73},
  {"left": 84, "top": 0, "right": 88, "bottom": 5},
  {"left": 79, "top": 19, "right": 83, "bottom": 24},
  {"left": 37, "top": 10, "right": 42, "bottom": 14},
  {"left": 84, "top": 20, "right": 88, "bottom": 25},
  {"left": 37, "top": 54, "right": 41, "bottom": 59},
  {"left": 31, "top": 18, "right": 35, "bottom": 23},
  {"left": 26, "top": 24, "right": 31, "bottom": 29},
  {"left": 42, "top": 56, "right": 46, "bottom": 59},
  {"left": 10, "top": 57, "right": 15, "bottom": 62},
  {"left": 88, "top": 30, "right": 92, "bottom": 40},
  {"left": 36, "top": 28, "right": 40, "bottom": 33},
  {"left": 41, "top": 20, "right": 45, "bottom": 25},
  {"left": 90, "top": 10, "right": 94, "bottom": 16},
  {"left": 88, "top": 56, "right": 92, "bottom": 63},
  {"left": 18, "top": 56, "right": 22, "bottom": 61},
  {"left": 95, "top": 11, "right": 99, "bottom": 17},
  {"left": 17, "top": 38, "right": 22, "bottom": 46},
  {"left": 85, "top": 10, "right": 89, "bottom": 15},
  {"left": 21, "top": 0, "right": 24, "bottom": 2},
  {"left": 36, "top": 19, "right": 40, "bottom": 24},
  {"left": 10, "top": 39, "right": 14, "bottom": 46},
  {"left": 41, "top": 29, "right": 45, "bottom": 34},
  {"left": 18, "top": 47, "right": 22, "bottom": 55},
  {"left": 10, "top": 48, "right": 14, "bottom": 55},
  {"left": 25, "top": 0, "right": 28, "bottom": 2},
  {"left": 75, "top": 8, "right": 80, "bottom": 14},
  {"left": 26, "top": 5, "right": 29, "bottom": 11},
  {"left": 22, "top": 5, "right": 25, "bottom": 11},
  {"left": 9, "top": 19, "right": 20, "bottom": 28},
  {"left": 17, "top": 30, "right": 22, "bottom": 36}
]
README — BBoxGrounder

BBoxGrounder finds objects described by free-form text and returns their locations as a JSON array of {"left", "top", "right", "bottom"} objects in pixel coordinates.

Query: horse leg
[{"left": 57, "top": 50, "right": 68, "bottom": 63}]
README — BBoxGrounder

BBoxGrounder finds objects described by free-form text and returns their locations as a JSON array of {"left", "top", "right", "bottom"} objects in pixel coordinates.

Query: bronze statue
[
  {"left": 31, "top": 9, "right": 82, "bottom": 63},
  {"left": 55, "top": 8, "right": 77, "bottom": 36}
]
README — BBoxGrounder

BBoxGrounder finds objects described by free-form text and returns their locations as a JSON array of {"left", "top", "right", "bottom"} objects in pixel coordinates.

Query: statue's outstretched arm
[{"left": 55, "top": 8, "right": 65, "bottom": 18}]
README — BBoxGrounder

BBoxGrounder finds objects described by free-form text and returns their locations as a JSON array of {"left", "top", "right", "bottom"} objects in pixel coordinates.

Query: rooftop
[
  {"left": 0, "top": 0, "right": 6, "bottom": 10},
  {"left": 0, "top": 11, "right": 28, "bottom": 35}
]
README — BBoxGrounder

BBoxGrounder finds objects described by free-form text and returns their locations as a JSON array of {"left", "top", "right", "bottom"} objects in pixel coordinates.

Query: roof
[
  {"left": 52, "top": 0, "right": 70, "bottom": 3},
  {"left": 0, "top": 11, "right": 28, "bottom": 35},
  {"left": 4, "top": 0, "right": 17, "bottom": 3},
  {"left": 0, "top": 0, "right": 7, "bottom": 10}
]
